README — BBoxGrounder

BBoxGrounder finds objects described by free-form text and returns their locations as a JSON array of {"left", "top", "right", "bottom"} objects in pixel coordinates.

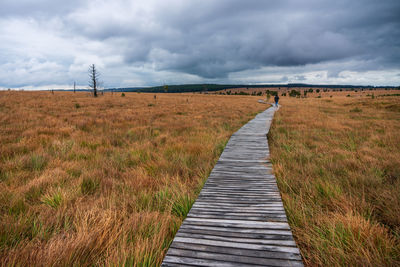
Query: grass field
[
  {"left": 0, "top": 91, "right": 266, "bottom": 266},
  {"left": 1, "top": 90, "right": 399, "bottom": 266},
  {"left": 269, "top": 95, "right": 400, "bottom": 266}
]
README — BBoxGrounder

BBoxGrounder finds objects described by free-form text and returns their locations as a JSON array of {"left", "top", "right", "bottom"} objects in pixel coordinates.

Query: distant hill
[{"left": 107, "top": 83, "right": 398, "bottom": 93}]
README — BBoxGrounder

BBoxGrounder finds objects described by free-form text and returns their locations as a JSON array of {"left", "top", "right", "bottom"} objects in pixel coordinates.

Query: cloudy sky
[{"left": 1, "top": 0, "right": 399, "bottom": 89}]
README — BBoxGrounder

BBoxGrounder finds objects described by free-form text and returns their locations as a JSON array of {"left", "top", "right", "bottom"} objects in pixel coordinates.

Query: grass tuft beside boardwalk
[
  {"left": 0, "top": 91, "right": 265, "bottom": 266},
  {"left": 269, "top": 96, "right": 400, "bottom": 266}
]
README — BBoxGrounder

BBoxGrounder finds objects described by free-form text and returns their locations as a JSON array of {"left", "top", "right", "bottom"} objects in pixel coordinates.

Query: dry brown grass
[
  {"left": 0, "top": 91, "right": 266, "bottom": 266},
  {"left": 269, "top": 95, "right": 400, "bottom": 266}
]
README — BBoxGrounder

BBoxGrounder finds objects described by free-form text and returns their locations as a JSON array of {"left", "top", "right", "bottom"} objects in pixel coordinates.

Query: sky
[{"left": 0, "top": 0, "right": 399, "bottom": 89}]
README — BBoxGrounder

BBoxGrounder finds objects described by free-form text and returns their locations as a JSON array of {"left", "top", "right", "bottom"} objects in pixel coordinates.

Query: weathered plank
[
  {"left": 169, "top": 242, "right": 302, "bottom": 261},
  {"left": 166, "top": 249, "right": 303, "bottom": 266},
  {"left": 162, "top": 106, "right": 303, "bottom": 266}
]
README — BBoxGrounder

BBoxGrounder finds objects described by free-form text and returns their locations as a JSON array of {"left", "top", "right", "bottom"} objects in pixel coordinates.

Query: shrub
[
  {"left": 237, "top": 91, "right": 249, "bottom": 95},
  {"left": 75, "top": 103, "right": 80, "bottom": 109},
  {"left": 121, "top": 93, "right": 125, "bottom": 97},
  {"left": 289, "top": 89, "right": 301, "bottom": 97}
]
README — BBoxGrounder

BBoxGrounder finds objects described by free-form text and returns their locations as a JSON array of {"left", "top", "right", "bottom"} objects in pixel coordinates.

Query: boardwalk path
[{"left": 162, "top": 106, "right": 303, "bottom": 266}]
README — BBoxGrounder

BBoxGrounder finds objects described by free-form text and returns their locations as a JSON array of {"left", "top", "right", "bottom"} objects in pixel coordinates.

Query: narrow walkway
[{"left": 162, "top": 106, "right": 303, "bottom": 266}]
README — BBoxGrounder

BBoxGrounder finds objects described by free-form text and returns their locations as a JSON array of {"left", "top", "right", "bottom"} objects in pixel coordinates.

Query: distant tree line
[{"left": 120, "top": 84, "right": 398, "bottom": 94}]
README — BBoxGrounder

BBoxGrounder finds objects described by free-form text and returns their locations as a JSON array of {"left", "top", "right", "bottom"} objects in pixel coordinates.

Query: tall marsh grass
[
  {"left": 269, "top": 96, "right": 400, "bottom": 266},
  {"left": 0, "top": 91, "right": 265, "bottom": 266}
]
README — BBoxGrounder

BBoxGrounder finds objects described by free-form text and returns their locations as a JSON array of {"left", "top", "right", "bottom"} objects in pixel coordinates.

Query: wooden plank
[
  {"left": 166, "top": 248, "right": 303, "bottom": 266},
  {"left": 189, "top": 207, "right": 287, "bottom": 213},
  {"left": 163, "top": 255, "right": 262, "bottom": 267},
  {"left": 192, "top": 202, "right": 284, "bottom": 207},
  {"left": 162, "top": 262, "right": 197, "bottom": 267},
  {"left": 193, "top": 202, "right": 284, "bottom": 207},
  {"left": 187, "top": 211, "right": 287, "bottom": 218},
  {"left": 190, "top": 199, "right": 283, "bottom": 205},
  {"left": 172, "top": 237, "right": 300, "bottom": 254},
  {"left": 184, "top": 218, "right": 290, "bottom": 228},
  {"left": 175, "top": 232, "right": 297, "bottom": 246},
  {"left": 186, "top": 215, "right": 287, "bottom": 222},
  {"left": 178, "top": 228, "right": 294, "bottom": 240},
  {"left": 198, "top": 195, "right": 282, "bottom": 199},
  {"left": 188, "top": 209, "right": 287, "bottom": 216},
  {"left": 179, "top": 224, "right": 294, "bottom": 236},
  {"left": 190, "top": 208, "right": 286, "bottom": 214}
]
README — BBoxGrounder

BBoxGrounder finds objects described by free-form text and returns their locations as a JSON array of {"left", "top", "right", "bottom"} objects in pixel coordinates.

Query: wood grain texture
[{"left": 162, "top": 106, "right": 303, "bottom": 266}]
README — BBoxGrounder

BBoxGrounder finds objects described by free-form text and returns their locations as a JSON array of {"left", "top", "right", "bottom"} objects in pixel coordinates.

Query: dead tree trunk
[{"left": 88, "top": 64, "right": 99, "bottom": 97}]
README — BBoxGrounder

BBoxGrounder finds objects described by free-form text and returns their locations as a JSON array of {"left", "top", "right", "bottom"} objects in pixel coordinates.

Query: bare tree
[{"left": 88, "top": 64, "right": 100, "bottom": 97}]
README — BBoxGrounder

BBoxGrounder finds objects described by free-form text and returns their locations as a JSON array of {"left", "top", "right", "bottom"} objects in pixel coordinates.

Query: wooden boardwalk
[{"left": 162, "top": 106, "right": 303, "bottom": 266}]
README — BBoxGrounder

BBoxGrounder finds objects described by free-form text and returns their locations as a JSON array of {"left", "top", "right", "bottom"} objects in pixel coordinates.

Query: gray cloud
[{"left": 0, "top": 0, "right": 399, "bottom": 88}]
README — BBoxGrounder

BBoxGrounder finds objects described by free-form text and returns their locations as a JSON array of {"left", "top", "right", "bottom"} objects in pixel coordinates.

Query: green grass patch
[
  {"left": 214, "top": 139, "right": 228, "bottom": 157},
  {"left": 80, "top": 177, "right": 99, "bottom": 195},
  {"left": 24, "top": 154, "right": 47, "bottom": 171},
  {"left": 9, "top": 198, "right": 27, "bottom": 216},
  {"left": 350, "top": 107, "right": 362, "bottom": 113},
  {"left": 0, "top": 169, "right": 9, "bottom": 182},
  {"left": 41, "top": 191, "right": 62, "bottom": 208},
  {"left": 25, "top": 185, "right": 47, "bottom": 204},
  {"left": 171, "top": 194, "right": 194, "bottom": 218},
  {"left": 67, "top": 168, "right": 82, "bottom": 178}
]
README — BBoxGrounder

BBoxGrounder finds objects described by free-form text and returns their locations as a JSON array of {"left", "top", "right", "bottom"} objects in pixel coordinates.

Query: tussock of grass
[
  {"left": 171, "top": 194, "right": 194, "bottom": 218},
  {"left": 80, "top": 177, "right": 99, "bottom": 195},
  {"left": 24, "top": 154, "right": 47, "bottom": 172},
  {"left": 269, "top": 96, "right": 400, "bottom": 266},
  {"left": 0, "top": 91, "right": 264, "bottom": 266},
  {"left": 41, "top": 190, "right": 63, "bottom": 208}
]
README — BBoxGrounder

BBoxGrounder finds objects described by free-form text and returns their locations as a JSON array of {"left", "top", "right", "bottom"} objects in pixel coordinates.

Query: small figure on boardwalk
[{"left": 274, "top": 94, "right": 280, "bottom": 107}]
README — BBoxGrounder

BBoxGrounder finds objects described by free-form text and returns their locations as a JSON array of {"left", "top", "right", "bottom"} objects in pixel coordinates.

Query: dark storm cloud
[
  {"left": 0, "top": 0, "right": 399, "bottom": 88},
  {"left": 69, "top": 0, "right": 399, "bottom": 78}
]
